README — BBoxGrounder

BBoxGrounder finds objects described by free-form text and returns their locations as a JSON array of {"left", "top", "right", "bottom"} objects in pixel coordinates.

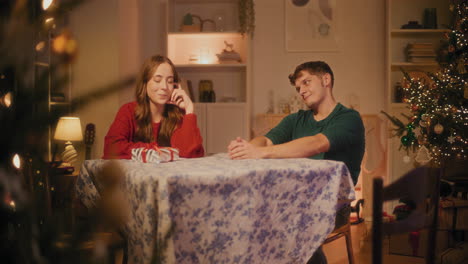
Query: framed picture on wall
[{"left": 285, "top": 0, "right": 339, "bottom": 52}]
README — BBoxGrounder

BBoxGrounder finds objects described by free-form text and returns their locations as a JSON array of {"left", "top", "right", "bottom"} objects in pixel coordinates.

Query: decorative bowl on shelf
[
  {"left": 181, "top": 24, "right": 201, "bottom": 32},
  {"left": 401, "top": 21, "right": 423, "bottom": 29},
  {"left": 180, "top": 13, "right": 201, "bottom": 32}
]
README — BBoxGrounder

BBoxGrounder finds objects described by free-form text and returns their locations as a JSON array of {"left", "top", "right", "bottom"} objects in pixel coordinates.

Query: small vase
[{"left": 214, "top": 13, "right": 225, "bottom": 32}]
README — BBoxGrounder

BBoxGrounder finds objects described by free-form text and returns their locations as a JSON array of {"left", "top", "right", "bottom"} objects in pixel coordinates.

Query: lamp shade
[{"left": 54, "top": 117, "right": 83, "bottom": 141}]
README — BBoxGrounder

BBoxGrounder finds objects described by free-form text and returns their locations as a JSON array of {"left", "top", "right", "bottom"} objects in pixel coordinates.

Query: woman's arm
[
  {"left": 103, "top": 103, "right": 157, "bottom": 159},
  {"left": 171, "top": 113, "right": 205, "bottom": 158}
]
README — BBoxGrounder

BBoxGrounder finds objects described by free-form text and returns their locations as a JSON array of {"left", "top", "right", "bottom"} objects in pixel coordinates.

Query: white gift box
[{"left": 131, "top": 147, "right": 180, "bottom": 163}]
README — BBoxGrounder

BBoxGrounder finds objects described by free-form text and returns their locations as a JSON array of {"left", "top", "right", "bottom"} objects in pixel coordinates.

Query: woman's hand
[{"left": 169, "top": 84, "right": 194, "bottom": 114}]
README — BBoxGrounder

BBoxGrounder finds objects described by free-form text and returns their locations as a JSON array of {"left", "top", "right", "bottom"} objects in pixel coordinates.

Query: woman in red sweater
[{"left": 103, "top": 55, "right": 204, "bottom": 159}]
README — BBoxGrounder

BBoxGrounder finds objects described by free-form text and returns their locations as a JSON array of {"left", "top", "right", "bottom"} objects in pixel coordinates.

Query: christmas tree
[
  {"left": 382, "top": 0, "right": 467, "bottom": 166},
  {"left": 1, "top": 1, "right": 134, "bottom": 262}
]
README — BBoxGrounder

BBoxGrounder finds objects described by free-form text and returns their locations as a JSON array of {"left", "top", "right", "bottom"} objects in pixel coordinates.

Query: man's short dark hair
[{"left": 288, "top": 61, "right": 334, "bottom": 87}]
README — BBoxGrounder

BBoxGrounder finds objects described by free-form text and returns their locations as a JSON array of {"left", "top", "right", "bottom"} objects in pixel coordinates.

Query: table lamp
[{"left": 54, "top": 117, "right": 83, "bottom": 167}]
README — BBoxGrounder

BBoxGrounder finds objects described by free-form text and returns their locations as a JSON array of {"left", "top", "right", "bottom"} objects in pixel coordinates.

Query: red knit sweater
[{"left": 103, "top": 102, "right": 204, "bottom": 159}]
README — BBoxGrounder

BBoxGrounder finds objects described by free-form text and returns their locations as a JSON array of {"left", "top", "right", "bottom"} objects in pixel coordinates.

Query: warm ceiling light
[
  {"left": 42, "top": 0, "right": 54, "bottom": 10},
  {"left": 12, "top": 154, "right": 21, "bottom": 169}
]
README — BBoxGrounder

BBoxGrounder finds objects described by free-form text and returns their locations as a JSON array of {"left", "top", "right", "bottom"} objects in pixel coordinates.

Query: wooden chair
[
  {"left": 372, "top": 166, "right": 441, "bottom": 264},
  {"left": 73, "top": 199, "right": 128, "bottom": 264},
  {"left": 54, "top": 230, "right": 127, "bottom": 264},
  {"left": 323, "top": 220, "right": 355, "bottom": 264}
]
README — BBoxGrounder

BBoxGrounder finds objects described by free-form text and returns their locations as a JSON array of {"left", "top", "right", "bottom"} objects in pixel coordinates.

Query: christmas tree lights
[{"left": 383, "top": 0, "right": 467, "bottom": 165}]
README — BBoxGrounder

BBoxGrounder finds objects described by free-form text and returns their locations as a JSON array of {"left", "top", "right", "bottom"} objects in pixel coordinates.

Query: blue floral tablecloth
[{"left": 75, "top": 153, "right": 355, "bottom": 264}]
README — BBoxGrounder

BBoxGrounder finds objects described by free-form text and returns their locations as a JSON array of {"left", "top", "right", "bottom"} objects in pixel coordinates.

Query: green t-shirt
[{"left": 265, "top": 103, "right": 365, "bottom": 184}]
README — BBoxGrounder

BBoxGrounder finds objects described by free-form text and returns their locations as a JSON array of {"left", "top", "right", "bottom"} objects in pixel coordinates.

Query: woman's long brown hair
[{"left": 134, "top": 55, "right": 184, "bottom": 147}]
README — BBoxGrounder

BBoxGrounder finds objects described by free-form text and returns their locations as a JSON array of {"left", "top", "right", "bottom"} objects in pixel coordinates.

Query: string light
[
  {"left": 1, "top": 92, "right": 12, "bottom": 107},
  {"left": 45, "top": 17, "right": 54, "bottom": 24},
  {"left": 12, "top": 154, "right": 21, "bottom": 169},
  {"left": 42, "top": 0, "right": 54, "bottom": 10}
]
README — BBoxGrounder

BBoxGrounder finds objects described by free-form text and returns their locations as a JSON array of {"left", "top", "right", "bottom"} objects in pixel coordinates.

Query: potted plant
[{"left": 181, "top": 13, "right": 201, "bottom": 32}]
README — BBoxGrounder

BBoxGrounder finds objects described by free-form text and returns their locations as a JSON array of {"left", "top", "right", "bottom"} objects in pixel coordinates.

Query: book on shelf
[
  {"left": 407, "top": 43, "right": 433, "bottom": 49},
  {"left": 407, "top": 54, "right": 436, "bottom": 58},
  {"left": 408, "top": 57, "right": 437, "bottom": 63},
  {"left": 407, "top": 48, "right": 435, "bottom": 53},
  {"left": 51, "top": 93, "right": 66, "bottom": 102},
  {"left": 406, "top": 43, "right": 436, "bottom": 62},
  {"left": 218, "top": 60, "right": 242, "bottom": 64},
  {"left": 407, "top": 51, "right": 436, "bottom": 56}
]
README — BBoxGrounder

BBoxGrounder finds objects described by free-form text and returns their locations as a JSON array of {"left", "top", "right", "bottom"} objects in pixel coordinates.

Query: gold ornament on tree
[
  {"left": 419, "top": 114, "right": 430, "bottom": 128},
  {"left": 419, "top": 119, "right": 428, "bottom": 128},
  {"left": 434, "top": 123, "right": 444, "bottom": 134}
]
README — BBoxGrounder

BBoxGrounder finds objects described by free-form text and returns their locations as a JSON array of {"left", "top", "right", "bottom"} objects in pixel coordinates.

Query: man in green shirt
[{"left": 228, "top": 61, "right": 365, "bottom": 263}]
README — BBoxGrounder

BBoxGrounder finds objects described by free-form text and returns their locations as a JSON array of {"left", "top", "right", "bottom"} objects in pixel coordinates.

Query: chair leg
[{"left": 345, "top": 230, "right": 355, "bottom": 264}]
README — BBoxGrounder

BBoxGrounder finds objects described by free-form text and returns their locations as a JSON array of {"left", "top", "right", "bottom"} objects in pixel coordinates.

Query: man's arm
[
  {"left": 264, "top": 133, "right": 329, "bottom": 158},
  {"left": 227, "top": 135, "right": 272, "bottom": 158},
  {"left": 229, "top": 133, "right": 329, "bottom": 160},
  {"left": 250, "top": 136, "right": 273, "bottom": 147},
  {"left": 228, "top": 113, "right": 293, "bottom": 159}
]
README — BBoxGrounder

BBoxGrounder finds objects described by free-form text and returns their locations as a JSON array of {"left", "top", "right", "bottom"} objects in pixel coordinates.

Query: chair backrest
[{"left": 372, "top": 166, "right": 441, "bottom": 264}]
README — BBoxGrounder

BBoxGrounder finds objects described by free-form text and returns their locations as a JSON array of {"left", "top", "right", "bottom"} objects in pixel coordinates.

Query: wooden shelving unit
[
  {"left": 385, "top": 0, "right": 451, "bottom": 194},
  {"left": 165, "top": 0, "right": 251, "bottom": 154}
]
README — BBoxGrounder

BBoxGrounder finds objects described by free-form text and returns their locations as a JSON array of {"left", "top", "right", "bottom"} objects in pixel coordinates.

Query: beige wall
[
  {"left": 251, "top": 0, "right": 386, "bottom": 116},
  {"left": 69, "top": 0, "right": 385, "bottom": 159},
  {"left": 70, "top": 0, "right": 120, "bottom": 161},
  {"left": 70, "top": 0, "right": 165, "bottom": 160}
]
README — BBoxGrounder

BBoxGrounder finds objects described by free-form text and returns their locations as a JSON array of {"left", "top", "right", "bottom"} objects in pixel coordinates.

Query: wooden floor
[
  {"left": 114, "top": 221, "right": 426, "bottom": 264},
  {"left": 323, "top": 221, "right": 425, "bottom": 264}
]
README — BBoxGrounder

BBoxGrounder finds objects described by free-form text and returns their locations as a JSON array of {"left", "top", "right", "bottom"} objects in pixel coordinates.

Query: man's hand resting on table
[{"left": 228, "top": 137, "right": 266, "bottom": 160}]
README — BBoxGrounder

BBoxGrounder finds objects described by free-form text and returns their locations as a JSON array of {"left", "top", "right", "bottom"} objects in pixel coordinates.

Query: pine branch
[{"left": 380, "top": 110, "right": 406, "bottom": 129}]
